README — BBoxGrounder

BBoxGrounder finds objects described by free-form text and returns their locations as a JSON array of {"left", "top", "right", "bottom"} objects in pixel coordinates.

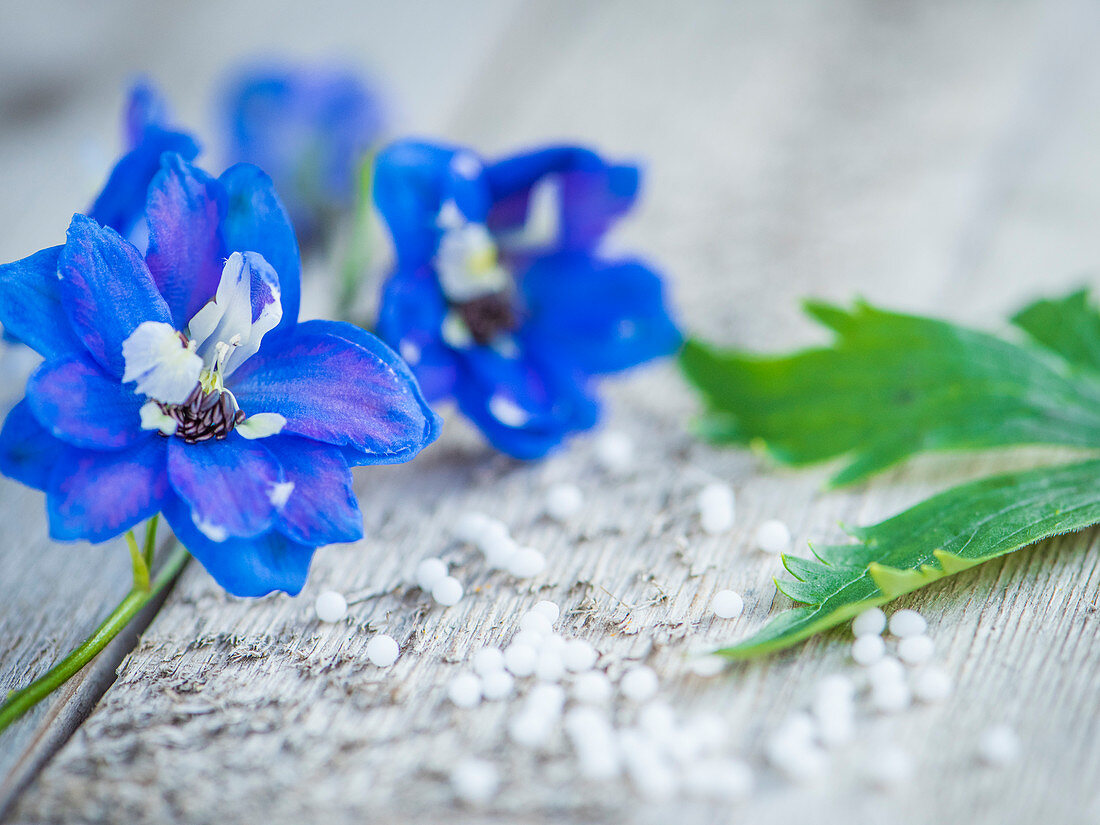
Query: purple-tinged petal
[
  {"left": 0, "top": 400, "right": 65, "bottom": 491},
  {"left": 376, "top": 271, "right": 457, "bottom": 402},
  {"left": 27, "top": 354, "right": 147, "bottom": 449},
  {"left": 219, "top": 163, "right": 301, "bottom": 331},
  {"left": 521, "top": 254, "right": 681, "bottom": 375},
  {"left": 263, "top": 435, "right": 362, "bottom": 545},
  {"left": 144, "top": 154, "right": 227, "bottom": 328},
  {"left": 0, "top": 245, "right": 83, "bottom": 361},
  {"left": 124, "top": 79, "right": 173, "bottom": 149},
  {"left": 229, "top": 320, "right": 440, "bottom": 463},
  {"left": 58, "top": 214, "right": 173, "bottom": 377},
  {"left": 47, "top": 438, "right": 168, "bottom": 543},
  {"left": 162, "top": 493, "right": 315, "bottom": 597},
  {"left": 167, "top": 434, "right": 283, "bottom": 541}
]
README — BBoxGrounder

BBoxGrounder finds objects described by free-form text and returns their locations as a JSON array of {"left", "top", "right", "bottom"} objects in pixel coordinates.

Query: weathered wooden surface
[{"left": 5, "top": 0, "right": 1100, "bottom": 823}]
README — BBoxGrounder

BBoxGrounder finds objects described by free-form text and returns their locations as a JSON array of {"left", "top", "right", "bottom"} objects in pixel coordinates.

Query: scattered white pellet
[
  {"left": 897, "top": 634, "right": 935, "bottom": 665},
  {"left": 852, "top": 607, "right": 887, "bottom": 637},
  {"left": 816, "top": 710, "right": 855, "bottom": 748},
  {"left": 481, "top": 669, "right": 515, "bottom": 700},
  {"left": 447, "top": 673, "right": 482, "bottom": 708},
  {"left": 314, "top": 590, "right": 347, "bottom": 623},
  {"left": 620, "top": 666, "right": 659, "bottom": 702},
  {"left": 508, "top": 711, "right": 554, "bottom": 748},
  {"left": 697, "top": 483, "right": 736, "bottom": 534},
  {"left": 572, "top": 670, "right": 613, "bottom": 705},
  {"left": 888, "top": 609, "right": 927, "bottom": 638},
  {"left": 711, "top": 589, "right": 744, "bottom": 619},
  {"left": 755, "top": 519, "right": 791, "bottom": 554},
  {"left": 870, "top": 679, "right": 912, "bottom": 714},
  {"left": 851, "top": 633, "right": 886, "bottom": 665},
  {"left": 912, "top": 666, "right": 953, "bottom": 703},
  {"left": 519, "top": 610, "right": 554, "bottom": 637},
  {"left": 817, "top": 674, "right": 856, "bottom": 701},
  {"left": 977, "top": 724, "right": 1021, "bottom": 767},
  {"left": 510, "top": 630, "right": 545, "bottom": 650},
  {"left": 545, "top": 483, "right": 584, "bottom": 521},
  {"left": 476, "top": 521, "right": 516, "bottom": 568},
  {"left": 527, "top": 683, "right": 566, "bottom": 715},
  {"left": 431, "top": 576, "right": 464, "bottom": 607},
  {"left": 595, "top": 431, "right": 634, "bottom": 473},
  {"left": 638, "top": 702, "right": 677, "bottom": 742},
  {"left": 688, "top": 654, "right": 727, "bottom": 678},
  {"left": 471, "top": 646, "right": 505, "bottom": 677},
  {"left": 503, "top": 643, "right": 538, "bottom": 677},
  {"left": 865, "top": 656, "right": 906, "bottom": 688},
  {"left": 531, "top": 600, "right": 561, "bottom": 624},
  {"left": 507, "top": 547, "right": 546, "bottom": 578},
  {"left": 682, "top": 758, "right": 754, "bottom": 801},
  {"left": 863, "top": 745, "right": 914, "bottom": 788},
  {"left": 562, "top": 639, "right": 598, "bottom": 672},
  {"left": 453, "top": 511, "right": 492, "bottom": 544},
  {"left": 535, "top": 649, "right": 566, "bottom": 683},
  {"left": 415, "top": 558, "right": 448, "bottom": 591},
  {"left": 451, "top": 758, "right": 499, "bottom": 805},
  {"left": 765, "top": 725, "right": 827, "bottom": 782},
  {"left": 365, "top": 634, "right": 399, "bottom": 668}
]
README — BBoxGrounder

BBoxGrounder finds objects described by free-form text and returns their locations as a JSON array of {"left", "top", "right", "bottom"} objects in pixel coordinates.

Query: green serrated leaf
[
  {"left": 680, "top": 300, "right": 1100, "bottom": 486},
  {"left": 718, "top": 459, "right": 1100, "bottom": 658},
  {"left": 1012, "top": 289, "right": 1100, "bottom": 375}
]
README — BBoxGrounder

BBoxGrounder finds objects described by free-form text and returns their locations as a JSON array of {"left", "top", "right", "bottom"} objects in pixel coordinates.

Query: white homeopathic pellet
[
  {"left": 871, "top": 680, "right": 911, "bottom": 714},
  {"left": 573, "top": 671, "right": 613, "bottom": 705},
  {"left": 697, "top": 483, "right": 735, "bottom": 535},
  {"left": 314, "top": 591, "right": 347, "bottom": 623},
  {"left": 711, "top": 589, "right": 744, "bottom": 619},
  {"left": 471, "top": 647, "right": 505, "bottom": 677},
  {"left": 507, "top": 547, "right": 546, "bottom": 578},
  {"left": 865, "top": 656, "right": 905, "bottom": 688},
  {"left": 562, "top": 639, "right": 597, "bottom": 672},
  {"left": 365, "top": 634, "right": 399, "bottom": 667},
  {"left": 851, "top": 633, "right": 886, "bottom": 665},
  {"left": 519, "top": 610, "right": 554, "bottom": 637},
  {"left": 447, "top": 673, "right": 482, "bottom": 708},
  {"left": 453, "top": 510, "right": 492, "bottom": 544},
  {"left": 688, "top": 654, "right": 727, "bottom": 678},
  {"left": 977, "top": 724, "right": 1021, "bottom": 766},
  {"left": 852, "top": 607, "right": 887, "bottom": 637},
  {"left": 531, "top": 600, "right": 561, "bottom": 623},
  {"left": 897, "top": 634, "right": 935, "bottom": 665},
  {"left": 594, "top": 430, "right": 634, "bottom": 473},
  {"left": 754, "top": 519, "right": 791, "bottom": 554},
  {"left": 481, "top": 669, "right": 515, "bottom": 701},
  {"left": 888, "top": 609, "right": 927, "bottom": 638},
  {"left": 912, "top": 666, "right": 953, "bottom": 703},
  {"left": 431, "top": 576, "right": 464, "bottom": 607},
  {"left": 620, "top": 665, "right": 659, "bottom": 702},
  {"left": 863, "top": 745, "right": 914, "bottom": 788},
  {"left": 415, "top": 558, "right": 447, "bottom": 591},
  {"left": 503, "top": 643, "right": 538, "bottom": 677},
  {"left": 545, "top": 483, "right": 584, "bottom": 522},
  {"left": 451, "top": 758, "right": 499, "bottom": 805}
]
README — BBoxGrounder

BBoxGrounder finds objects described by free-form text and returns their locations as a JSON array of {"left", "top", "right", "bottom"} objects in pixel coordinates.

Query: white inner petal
[
  {"left": 236, "top": 412, "right": 287, "bottom": 440},
  {"left": 121, "top": 321, "right": 203, "bottom": 405},
  {"left": 435, "top": 223, "right": 509, "bottom": 303},
  {"left": 138, "top": 400, "right": 178, "bottom": 435},
  {"left": 489, "top": 394, "right": 531, "bottom": 428},
  {"left": 268, "top": 481, "right": 295, "bottom": 509},
  {"left": 494, "top": 175, "right": 561, "bottom": 252}
]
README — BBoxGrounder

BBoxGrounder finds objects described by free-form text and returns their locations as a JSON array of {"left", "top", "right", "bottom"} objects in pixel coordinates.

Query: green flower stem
[
  {"left": 0, "top": 534, "right": 189, "bottom": 735},
  {"left": 337, "top": 150, "right": 377, "bottom": 320}
]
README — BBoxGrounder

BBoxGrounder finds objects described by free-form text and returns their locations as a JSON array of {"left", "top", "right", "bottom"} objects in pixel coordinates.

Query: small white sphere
[
  {"left": 447, "top": 672, "right": 482, "bottom": 708},
  {"left": 816, "top": 712, "right": 855, "bottom": 748},
  {"left": 508, "top": 711, "right": 553, "bottom": 748},
  {"left": 755, "top": 519, "right": 791, "bottom": 554},
  {"left": 545, "top": 483, "right": 583, "bottom": 522},
  {"left": 415, "top": 558, "right": 448, "bottom": 591},
  {"left": 817, "top": 674, "right": 856, "bottom": 701},
  {"left": 711, "top": 589, "right": 744, "bottom": 619},
  {"left": 503, "top": 643, "right": 538, "bottom": 677},
  {"left": 888, "top": 609, "right": 927, "bottom": 638},
  {"left": 573, "top": 671, "right": 613, "bottom": 705},
  {"left": 431, "top": 576, "right": 464, "bottom": 607},
  {"left": 519, "top": 610, "right": 554, "bottom": 637},
  {"left": 535, "top": 649, "right": 566, "bottom": 682},
  {"left": 851, "top": 633, "right": 886, "bottom": 665},
  {"left": 510, "top": 630, "right": 545, "bottom": 650},
  {"left": 481, "top": 669, "right": 515, "bottom": 700},
  {"left": 594, "top": 430, "right": 634, "bottom": 473},
  {"left": 912, "top": 666, "right": 953, "bottom": 703},
  {"left": 688, "top": 654, "right": 727, "bottom": 678},
  {"left": 471, "top": 647, "right": 505, "bottom": 677},
  {"left": 977, "top": 724, "right": 1021, "bottom": 766},
  {"left": 451, "top": 758, "right": 499, "bottom": 805},
  {"left": 314, "top": 590, "right": 347, "bottom": 623},
  {"left": 479, "top": 526, "right": 517, "bottom": 569},
  {"left": 698, "top": 483, "right": 736, "bottom": 535},
  {"left": 453, "top": 511, "right": 492, "bottom": 544},
  {"left": 365, "top": 634, "right": 399, "bottom": 667},
  {"left": 852, "top": 607, "right": 887, "bottom": 637},
  {"left": 531, "top": 600, "right": 561, "bottom": 623},
  {"left": 507, "top": 547, "right": 546, "bottom": 578},
  {"left": 620, "top": 666, "right": 659, "bottom": 702},
  {"left": 897, "top": 634, "right": 935, "bottom": 665},
  {"left": 682, "top": 757, "right": 753, "bottom": 801},
  {"left": 526, "top": 683, "right": 566, "bottom": 715},
  {"left": 863, "top": 745, "right": 914, "bottom": 788},
  {"left": 871, "top": 679, "right": 911, "bottom": 714},
  {"left": 638, "top": 702, "right": 677, "bottom": 740},
  {"left": 562, "top": 639, "right": 598, "bottom": 672},
  {"left": 865, "top": 656, "right": 906, "bottom": 688}
]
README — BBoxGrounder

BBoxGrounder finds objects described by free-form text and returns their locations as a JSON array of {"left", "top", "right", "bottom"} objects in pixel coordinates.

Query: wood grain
[{"left": 6, "top": 0, "right": 1100, "bottom": 823}]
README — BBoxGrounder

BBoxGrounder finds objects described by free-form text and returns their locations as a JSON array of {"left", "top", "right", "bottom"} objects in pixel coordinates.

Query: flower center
[{"left": 156, "top": 384, "right": 245, "bottom": 443}]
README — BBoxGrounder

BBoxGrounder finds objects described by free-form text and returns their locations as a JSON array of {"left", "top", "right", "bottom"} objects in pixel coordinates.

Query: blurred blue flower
[
  {"left": 373, "top": 140, "right": 681, "bottom": 459},
  {"left": 0, "top": 153, "right": 439, "bottom": 597},
  {"left": 221, "top": 63, "right": 384, "bottom": 244}
]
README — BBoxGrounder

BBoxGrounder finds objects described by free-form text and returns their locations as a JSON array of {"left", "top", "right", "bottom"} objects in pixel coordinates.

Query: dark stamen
[
  {"left": 458, "top": 292, "right": 519, "bottom": 345},
  {"left": 157, "top": 387, "right": 243, "bottom": 443}
]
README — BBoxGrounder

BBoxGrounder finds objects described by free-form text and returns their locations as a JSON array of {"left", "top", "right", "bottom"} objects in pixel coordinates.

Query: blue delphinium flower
[
  {"left": 372, "top": 140, "right": 681, "bottom": 459},
  {"left": 221, "top": 63, "right": 384, "bottom": 244},
  {"left": 0, "top": 152, "right": 439, "bottom": 597}
]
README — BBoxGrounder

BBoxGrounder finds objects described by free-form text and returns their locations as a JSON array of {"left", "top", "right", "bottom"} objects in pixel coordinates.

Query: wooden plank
[{"left": 8, "top": 0, "right": 1100, "bottom": 822}]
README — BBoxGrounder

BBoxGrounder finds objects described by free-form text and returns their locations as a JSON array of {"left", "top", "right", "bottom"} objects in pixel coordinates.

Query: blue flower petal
[
  {"left": 167, "top": 434, "right": 283, "bottom": 541},
  {"left": 58, "top": 214, "right": 173, "bottom": 377},
  {"left": 0, "top": 245, "right": 84, "bottom": 361},
  {"left": 47, "top": 438, "right": 169, "bottom": 543},
  {"left": 484, "top": 146, "right": 639, "bottom": 250},
  {"left": 219, "top": 163, "right": 301, "bottom": 331},
  {"left": 376, "top": 272, "right": 457, "bottom": 402},
  {"left": 124, "top": 79, "right": 173, "bottom": 149},
  {"left": 263, "top": 435, "right": 363, "bottom": 545},
  {"left": 27, "top": 354, "right": 147, "bottom": 450},
  {"left": 229, "top": 319, "right": 440, "bottom": 463},
  {"left": 144, "top": 154, "right": 227, "bottom": 329},
  {"left": 522, "top": 254, "right": 681, "bottom": 375},
  {"left": 0, "top": 400, "right": 65, "bottom": 491},
  {"left": 163, "top": 494, "right": 314, "bottom": 597}
]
